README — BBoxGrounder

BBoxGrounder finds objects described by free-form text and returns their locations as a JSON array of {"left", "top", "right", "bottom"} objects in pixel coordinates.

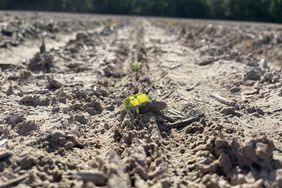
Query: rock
[
  {"left": 78, "top": 171, "right": 107, "bottom": 186},
  {"left": 48, "top": 77, "right": 63, "bottom": 90},
  {"left": 73, "top": 113, "right": 89, "bottom": 124},
  {"left": 20, "top": 95, "right": 50, "bottom": 106},
  {"left": 243, "top": 69, "right": 261, "bottom": 81},
  {"left": 17, "top": 155, "right": 36, "bottom": 170},
  {"left": 16, "top": 120, "right": 38, "bottom": 136},
  {"left": 258, "top": 59, "right": 268, "bottom": 70},
  {"left": 220, "top": 107, "right": 236, "bottom": 116},
  {"left": 5, "top": 112, "right": 25, "bottom": 126}
]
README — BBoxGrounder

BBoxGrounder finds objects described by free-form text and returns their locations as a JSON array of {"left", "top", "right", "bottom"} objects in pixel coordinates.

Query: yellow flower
[
  {"left": 123, "top": 93, "right": 149, "bottom": 110},
  {"left": 129, "top": 96, "right": 140, "bottom": 106},
  {"left": 124, "top": 97, "right": 134, "bottom": 110},
  {"left": 135, "top": 93, "right": 149, "bottom": 105}
]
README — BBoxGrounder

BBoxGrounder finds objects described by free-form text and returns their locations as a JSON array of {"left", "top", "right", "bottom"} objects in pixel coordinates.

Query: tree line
[{"left": 0, "top": 0, "right": 282, "bottom": 23}]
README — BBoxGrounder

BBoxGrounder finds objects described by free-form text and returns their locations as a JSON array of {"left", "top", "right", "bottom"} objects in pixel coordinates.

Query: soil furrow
[{"left": 0, "top": 13, "right": 281, "bottom": 188}]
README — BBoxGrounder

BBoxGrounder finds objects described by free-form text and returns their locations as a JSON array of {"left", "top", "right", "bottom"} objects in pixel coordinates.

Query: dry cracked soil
[{"left": 0, "top": 11, "right": 282, "bottom": 188}]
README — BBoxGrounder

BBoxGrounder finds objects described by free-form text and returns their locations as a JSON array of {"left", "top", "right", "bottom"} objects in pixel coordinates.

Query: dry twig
[
  {"left": 0, "top": 174, "right": 29, "bottom": 188},
  {"left": 210, "top": 93, "right": 239, "bottom": 108},
  {"left": 167, "top": 113, "right": 204, "bottom": 128}
]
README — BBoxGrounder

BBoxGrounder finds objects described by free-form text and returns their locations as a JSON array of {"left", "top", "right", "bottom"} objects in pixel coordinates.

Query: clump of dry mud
[{"left": 0, "top": 12, "right": 281, "bottom": 187}]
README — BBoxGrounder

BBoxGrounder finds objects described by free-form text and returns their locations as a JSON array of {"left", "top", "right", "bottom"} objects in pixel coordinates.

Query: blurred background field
[{"left": 0, "top": 0, "right": 282, "bottom": 23}]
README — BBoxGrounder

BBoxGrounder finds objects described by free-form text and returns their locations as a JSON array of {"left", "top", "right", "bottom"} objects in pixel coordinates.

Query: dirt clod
[
  {"left": 15, "top": 120, "right": 38, "bottom": 136},
  {"left": 17, "top": 155, "right": 36, "bottom": 170},
  {"left": 20, "top": 95, "right": 50, "bottom": 106},
  {"left": 27, "top": 52, "right": 54, "bottom": 72},
  {"left": 243, "top": 69, "right": 261, "bottom": 81},
  {"left": 47, "top": 77, "right": 63, "bottom": 90},
  {"left": 44, "top": 131, "right": 84, "bottom": 152},
  {"left": 78, "top": 171, "right": 108, "bottom": 186}
]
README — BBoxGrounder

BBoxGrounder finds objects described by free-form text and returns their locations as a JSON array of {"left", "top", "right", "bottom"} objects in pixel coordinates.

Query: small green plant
[
  {"left": 124, "top": 93, "right": 149, "bottom": 117},
  {"left": 131, "top": 62, "right": 141, "bottom": 72}
]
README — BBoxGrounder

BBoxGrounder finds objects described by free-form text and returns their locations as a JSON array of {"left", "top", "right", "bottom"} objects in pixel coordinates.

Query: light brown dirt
[{"left": 0, "top": 12, "right": 281, "bottom": 188}]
